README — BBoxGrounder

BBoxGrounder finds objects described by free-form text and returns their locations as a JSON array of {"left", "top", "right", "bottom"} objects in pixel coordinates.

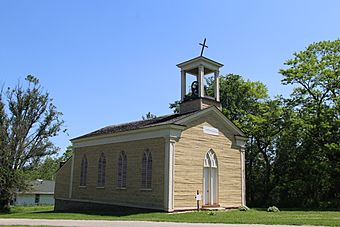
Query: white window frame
[
  {"left": 141, "top": 149, "right": 152, "bottom": 190},
  {"left": 203, "top": 149, "right": 219, "bottom": 206},
  {"left": 117, "top": 151, "right": 127, "bottom": 189},
  {"left": 97, "top": 152, "right": 106, "bottom": 188}
]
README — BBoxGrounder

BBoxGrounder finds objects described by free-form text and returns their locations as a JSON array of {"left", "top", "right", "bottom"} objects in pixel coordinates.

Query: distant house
[{"left": 14, "top": 180, "right": 55, "bottom": 205}]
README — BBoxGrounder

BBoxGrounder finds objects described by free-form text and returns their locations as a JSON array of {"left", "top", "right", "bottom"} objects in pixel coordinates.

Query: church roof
[
  {"left": 72, "top": 106, "right": 246, "bottom": 142},
  {"left": 72, "top": 109, "right": 201, "bottom": 141}
]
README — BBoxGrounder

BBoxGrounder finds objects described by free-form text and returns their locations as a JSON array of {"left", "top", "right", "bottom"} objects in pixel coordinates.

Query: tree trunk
[
  {"left": 0, "top": 199, "right": 10, "bottom": 213},
  {"left": 257, "top": 140, "right": 272, "bottom": 206}
]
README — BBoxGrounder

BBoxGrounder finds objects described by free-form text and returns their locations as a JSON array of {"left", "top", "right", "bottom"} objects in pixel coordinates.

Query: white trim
[
  {"left": 198, "top": 65, "right": 204, "bottom": 98},
  {"left": 72, "top": 125, "right": 184, "bottom": 148},
  {"left": 164, "top": 139, "right": 170, "bottom": 210},
  {"left": 240, "top": 147, "right": 246, "bottom": 206},
  {"left": 68, "top": 149, "right": 75, "bottom": 199},
  {"left": 176, "top": 56, "right": 224, "bottom": 71},
  {"left": 176, "top": 107, "right": 245, "bottom": 137},
  {"left": 164, "top": 138, "right": 175, "bottom": 212},
  {"left": 181, "top": 70, "right": 186, "bottom": 101},
  {"left": 235, "top": 134, "right": 247, "bottom": 206},
  {"left": 170, "top": 141, "right": 175, "bottom": 211},
  {"left": 236, "top": 134, "right": 248, "bottom": 205},
  {"left": 214, "top": 71, "right": 220, "bottom": 102}
]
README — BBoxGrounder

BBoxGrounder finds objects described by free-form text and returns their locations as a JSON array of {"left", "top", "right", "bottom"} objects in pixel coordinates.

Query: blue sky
[{"left": 0, "top": 0, "right": 339, "bottom": 155}]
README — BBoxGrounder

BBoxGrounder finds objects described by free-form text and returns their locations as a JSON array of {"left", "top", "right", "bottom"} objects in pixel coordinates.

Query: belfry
[{"left": 177, "top": 56, "right": 223, "bottom": 114}]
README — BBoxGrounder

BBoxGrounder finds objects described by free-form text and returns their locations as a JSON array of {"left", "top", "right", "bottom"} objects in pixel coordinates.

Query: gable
[
  {"left": 176, "top": 106, "right": 245, "bottom": 138},
  {"left": 185, "top": 119, "right": 233, "bottom": 143}
]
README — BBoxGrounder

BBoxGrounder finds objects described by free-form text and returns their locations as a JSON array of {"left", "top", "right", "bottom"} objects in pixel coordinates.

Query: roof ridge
[
  {"left": 71, "top": 108, "right": 205, "bottom": 141},
  {"left": 100, "top": 113, "right": 178, "bottom": 129}
]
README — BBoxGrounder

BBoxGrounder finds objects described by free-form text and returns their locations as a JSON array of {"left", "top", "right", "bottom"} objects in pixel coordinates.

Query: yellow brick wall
[
  {"left": 54, "top": 158, "right": 72, "bottom": 199},
  {"left": 174, "top": 115, "right": 242, "bottom": 209},
  {"left": 71, "top": 138, "right": 165, "bottom": 209}
]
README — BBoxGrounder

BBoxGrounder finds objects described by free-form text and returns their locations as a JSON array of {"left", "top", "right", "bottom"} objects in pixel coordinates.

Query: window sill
[
  {"left": 96, "top": 186, "right": 105, "bottom": 189},
  {"left": 116, "top": 187, "right": 127, "bottom": 190},
  {"left": 79, "top": 186, "right": 87, "bottom": 189},
  {"left": 140, "top": 188, "right": 152, "bottom": 192}
]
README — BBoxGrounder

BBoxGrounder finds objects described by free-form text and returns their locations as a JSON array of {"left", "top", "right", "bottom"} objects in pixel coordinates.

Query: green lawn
[{"left": 0, "top": 205, "right": 339, "bottom": 226}]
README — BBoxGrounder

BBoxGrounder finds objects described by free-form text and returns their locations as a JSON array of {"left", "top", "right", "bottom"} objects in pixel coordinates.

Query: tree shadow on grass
[
  {"left": 253, "top": 207, "right": 340, "bottom": 212},
  {"left": 279, "top": 207, "right": 340, "bottom": 212}
]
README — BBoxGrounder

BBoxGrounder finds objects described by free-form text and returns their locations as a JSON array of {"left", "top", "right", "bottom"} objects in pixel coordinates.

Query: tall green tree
[
  {"left": 212, "top": 74, "right": 269, "bottom": 124},
  {"left": 0, "top": 75, "right": 64, "bottom": 212},
  {"left": 23, "top": 145, "right": 73, "bottom": 182},
  {"left": 61, "top": 145, "right": 73, "bottom": 161},
  {"left": 278, "top": 39, "right": 340, "bottom": 207},
  {"left": 23, "top": 157, "right": 60, "bottom": 181}
]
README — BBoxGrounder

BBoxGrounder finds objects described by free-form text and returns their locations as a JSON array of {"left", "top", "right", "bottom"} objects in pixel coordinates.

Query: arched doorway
[{"left": 203, "top": 149, "right": 218, "bottom": 206}]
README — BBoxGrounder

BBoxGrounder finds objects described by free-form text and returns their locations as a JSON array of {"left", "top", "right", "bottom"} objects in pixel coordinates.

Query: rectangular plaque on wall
[{"left": 203, "top": 126, "right": 219, "bottom": 136}]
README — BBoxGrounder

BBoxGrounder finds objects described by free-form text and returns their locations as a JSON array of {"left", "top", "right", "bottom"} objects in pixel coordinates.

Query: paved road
[{"left": 0, "top": 219, "right": 323, "bottom": 227}]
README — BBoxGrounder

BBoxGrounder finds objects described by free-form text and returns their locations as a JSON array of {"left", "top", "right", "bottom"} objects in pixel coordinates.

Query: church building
[{"left": 54, "top": 55, "right": 248, "bottom": 212}]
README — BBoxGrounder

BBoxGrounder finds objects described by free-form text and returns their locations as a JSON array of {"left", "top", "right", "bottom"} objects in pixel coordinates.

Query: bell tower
[{"left": 177, "top": 56, "right": 223, "bottom": 114}]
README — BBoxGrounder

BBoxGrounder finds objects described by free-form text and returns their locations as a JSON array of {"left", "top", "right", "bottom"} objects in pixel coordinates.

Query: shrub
[
  {"left": 239, "top": 205, "right": 250, "bottom": 211},
  {"left": 207, "top": 211, "right": 215, "bottom": 215},
  {"left": 267, "top": 206, "right": 280, "bottom": 212}
]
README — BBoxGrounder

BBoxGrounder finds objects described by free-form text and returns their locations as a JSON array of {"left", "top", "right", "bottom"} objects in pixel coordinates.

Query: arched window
[
  {"left": 204, "top": 149, "right": 218, "bottom": 168},
  {"left": 203, "top": 149, "right": 218, "bottom": 205},
  {"left": 141, "top": 149, "right": 152, "bottom": 189},
  {"left": 97, "top": 153, "right": 106, "bottom": 187},
  {"left": 117, "top": 151, "right": 127, "bottom": 189},
  {"left": 80, "top": 155, "right": 87, "bottom": 186}
]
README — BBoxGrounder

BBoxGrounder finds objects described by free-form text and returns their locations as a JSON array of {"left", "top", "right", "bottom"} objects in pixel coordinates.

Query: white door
[
  {"left": 203, "top": 150, "right": 218, "bottom": 206},
  {"left": 204, "top": 167, "right": 210, "bottom": 205},
  {"left": 211, "top": 168, "right": 217, "bottom": 205}
]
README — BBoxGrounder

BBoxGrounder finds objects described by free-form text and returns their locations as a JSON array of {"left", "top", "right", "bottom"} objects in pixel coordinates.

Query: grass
[{"left": 0, "top": 205, "right": 339, "bottom": 226}]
